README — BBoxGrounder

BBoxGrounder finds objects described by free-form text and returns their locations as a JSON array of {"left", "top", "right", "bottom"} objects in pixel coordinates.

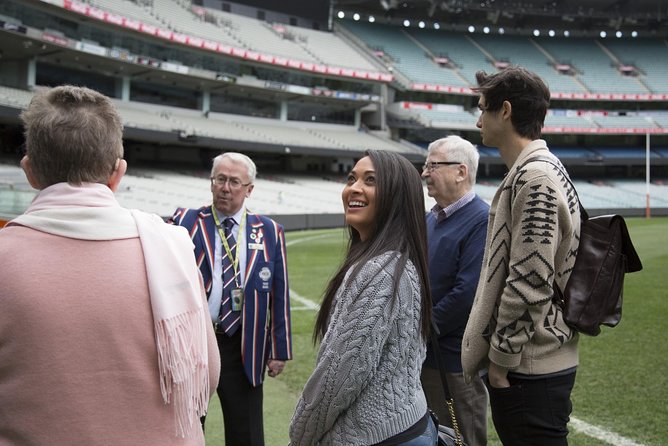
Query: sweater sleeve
[
  {"left": 289, "top": 255, "right": 403, "bottom": 445},
  {"left": 489, "top": 174, "right": 570, "bottom": 369}
]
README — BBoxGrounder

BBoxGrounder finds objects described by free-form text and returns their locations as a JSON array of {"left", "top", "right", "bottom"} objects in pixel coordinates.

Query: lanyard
[{"left": 212, "top": 208, "right": 246, "bottom": 287}]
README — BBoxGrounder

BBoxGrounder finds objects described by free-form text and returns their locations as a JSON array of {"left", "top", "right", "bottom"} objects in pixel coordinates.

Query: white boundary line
[
  {"left": 285, "top": 231, "right": 646, "bottom": 446},
  {"left": 290, "top": 290, "right": 320, "bottom": 311},
  {"left": 286, "top": 232, "right": 333, "bottom": 311},
  {"left": 570, "top": 417, "right": 645, "bottom": 446}
]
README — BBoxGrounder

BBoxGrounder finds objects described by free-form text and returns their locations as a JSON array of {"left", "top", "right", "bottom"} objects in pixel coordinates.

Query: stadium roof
[{"left": 332, "top": 0, "right": 668, "bottom": 37}]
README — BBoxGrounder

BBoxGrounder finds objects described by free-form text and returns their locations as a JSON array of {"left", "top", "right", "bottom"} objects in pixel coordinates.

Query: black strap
[
  {"left": 429, "top": 322, "right": 464, "bottom": 445},
  {"left": 516, "top": 155, "right": 588, "bottom": 221},
  {"left": 429, "top": 322, "right": 453, "bottom": 400}
]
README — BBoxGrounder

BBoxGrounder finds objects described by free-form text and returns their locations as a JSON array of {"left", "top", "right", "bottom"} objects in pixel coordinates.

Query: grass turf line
[{"left": 206, "top": 218, "right": 667, "bottom": 445}]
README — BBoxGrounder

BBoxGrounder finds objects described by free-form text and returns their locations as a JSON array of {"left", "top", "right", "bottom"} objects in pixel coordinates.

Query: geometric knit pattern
[
  {"left": 218, "top": 217, "right": 241, "bottom": 335},
  {"left": 462, "top": 143, "right": 581, "bottom": 378},
  {"left": 289, "top": 252, "right": 427, "bottom": 446}
]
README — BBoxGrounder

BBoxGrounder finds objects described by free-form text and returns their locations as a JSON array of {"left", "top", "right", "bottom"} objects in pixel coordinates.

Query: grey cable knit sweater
[{"left": 289, "top": 252, "right": 428, "bottom": 446}]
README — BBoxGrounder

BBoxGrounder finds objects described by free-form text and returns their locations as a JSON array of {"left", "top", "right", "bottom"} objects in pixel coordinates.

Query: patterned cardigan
[{"left": 462, "top": 140, "right": 581, "bottom": 380}]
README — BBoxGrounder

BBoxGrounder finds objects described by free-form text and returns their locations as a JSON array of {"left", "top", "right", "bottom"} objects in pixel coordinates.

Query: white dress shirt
[{"left": 208, "top": 206, "right": 248, "bottom": 322}]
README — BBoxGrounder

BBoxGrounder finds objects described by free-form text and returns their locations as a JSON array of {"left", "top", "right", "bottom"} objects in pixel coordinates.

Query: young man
[
  {"left": 462, "top": 66, "right": 582, "bottom": 446},
  {"left": 171, "top": 152, "right": 292, "bottom": 446},
  {"left": 421, "top": 135, "right": 489, "bottom": 446}
]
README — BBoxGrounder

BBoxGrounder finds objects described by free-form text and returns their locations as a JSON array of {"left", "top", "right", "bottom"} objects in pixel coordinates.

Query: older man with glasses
[
  {"left": 421, "top": 135, "right": 490, "bottom": 446},
  {"left": 171, "top": 152, "right": 292, "bottom": 446}
]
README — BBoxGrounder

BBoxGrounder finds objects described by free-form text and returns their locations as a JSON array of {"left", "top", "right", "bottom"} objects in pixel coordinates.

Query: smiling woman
[
  {"left": 342, "top": 155, "right": 377, "bottom": 241},
  {"left": 289, "top": 149, "right": 436, "bottom": 446}
]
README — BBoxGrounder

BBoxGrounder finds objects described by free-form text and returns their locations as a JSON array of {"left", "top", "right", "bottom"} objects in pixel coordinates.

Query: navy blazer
[{"left": 171, "top": 205, "right": 292, "bottom": 387}]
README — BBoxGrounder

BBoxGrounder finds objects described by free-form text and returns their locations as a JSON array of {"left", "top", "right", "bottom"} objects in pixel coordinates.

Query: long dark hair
[{"left": 313, "top": 150, "right": 432, "bottom": 343}]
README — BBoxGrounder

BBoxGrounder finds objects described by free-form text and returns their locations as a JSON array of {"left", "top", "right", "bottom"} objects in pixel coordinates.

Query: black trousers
[
  {"left": 212, "top": 329, "right": 264, "bottom": 446},
  {"left": 486, "top": 371, "right": 576, "bottom": 446}
]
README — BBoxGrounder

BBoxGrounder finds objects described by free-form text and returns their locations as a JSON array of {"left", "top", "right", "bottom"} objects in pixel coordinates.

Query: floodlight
[
  {"left": 369, "top": 15, "right": 376, "bottom": 23},
  {"left": 403, "top": 19, "right": 410, "bottom": 27},
  {"left": 468, "top": 25, "right": 475, "bottom": 33},
  {"left": 533, "top": 29, "right": 540, "bottom": 36},
  {"left": 434, "top": 23, "right": 440, "bottom": 29},
  {"left": 483, "top": 26, "right": 490, "bottom": 34},
  {"left": 632, "top": 31, "right": 638, "bottom": 37},
  {"left": 600, "top": 31, "right": 607, "bottom": 38},
  {"left": 548, "top": 30, "right": 555, "bottom": 37},
  {"left": 564, "top": 30, "right": 570, "bottom": 37},
  {"left": 498, "top": 27, "right": 505, "bottom": 34},
  {"left": 419, "top": 21, "right": 426, "bottom": 28},
  {"left": 337, "top": 11, "right": 345, "bottom": 19},
  {"left": 616, "top": 31, "right": 622, "bottom": 38}
]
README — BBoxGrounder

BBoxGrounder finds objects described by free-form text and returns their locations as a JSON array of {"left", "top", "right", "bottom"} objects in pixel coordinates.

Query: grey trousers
[{"left": 421, "top": 367, "right": 489, "bottom": 446}]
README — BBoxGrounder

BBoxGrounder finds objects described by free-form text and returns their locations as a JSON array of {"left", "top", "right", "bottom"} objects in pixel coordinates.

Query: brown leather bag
[
  {"left": 555, "top": 212, "right": 642, "bottom": 335},
  {"left": 524, "top": 156, "right": 643, "bottom": 336}
]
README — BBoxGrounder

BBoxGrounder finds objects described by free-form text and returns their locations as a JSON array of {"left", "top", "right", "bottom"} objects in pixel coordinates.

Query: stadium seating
[
  {"left": 471, "top": 34, "right": 586, "bottom": 94},
  {"left": 87, "top": 0, "right": 164, "bottom": 27},
  {"left": 535, "top": 37, "right": 648, "bottom": 94},
  {"left": 341, "top": 21, "right": 470, "bottom": 87},
  {"left": 405, "top": 29, "right": 487, "bottom": 87},
  {"left": 592, "top": 115, "right": 655, "bottom": 129},
  {"left": 79, "top": 0, "right": 384, "bottom": 73},
  {"left": 549, "top": 147, "right": 599, "bottom": 159},
  {"left": 3, "top": 161, "right": 665, "bottom": 219},
  {"left": 285, "top": 24, "right": 379, "bottom": 72},
  {"left": 602, "top": 39, "right": 668, "bottom": 94},
  {"left": 0, "top": 85, "right": 34, "bottom": 109},
  {"left": 544, "top": 112, "right": 598, "bottom": 129}
]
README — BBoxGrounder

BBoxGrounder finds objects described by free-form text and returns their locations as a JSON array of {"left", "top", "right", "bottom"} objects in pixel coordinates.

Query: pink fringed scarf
[{"left": 9, "top": 183, "right": 210, "bottom": 437}]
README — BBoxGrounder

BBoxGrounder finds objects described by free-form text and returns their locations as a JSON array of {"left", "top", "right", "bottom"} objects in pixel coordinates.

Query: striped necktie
[{"left": 218, "top": 217, "right": 241, "bottom": 335}]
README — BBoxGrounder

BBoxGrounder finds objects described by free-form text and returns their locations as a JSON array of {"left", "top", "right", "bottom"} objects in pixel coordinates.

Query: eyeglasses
[
  {"left": 422, "top": 161, "right": 462, "bottom": 172},
  {"left": 210, "top": 176, "right": 252, "bottom": 189}
]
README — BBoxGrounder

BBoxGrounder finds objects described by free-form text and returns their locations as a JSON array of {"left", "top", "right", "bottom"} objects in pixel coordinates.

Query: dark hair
[
  {"left": 20, "top": 85, "right": 123, "bottom": 187},
  {"left": 313, "top": 150, "right": 432, "bottom": 343},
  {"left": 474, "top": 66, "right": 550, "bottom": 140}
]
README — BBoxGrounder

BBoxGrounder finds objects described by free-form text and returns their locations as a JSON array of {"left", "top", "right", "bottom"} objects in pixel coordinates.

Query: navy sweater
[{"left": 424, "top": 194, "right": 489, "bottom": 372}]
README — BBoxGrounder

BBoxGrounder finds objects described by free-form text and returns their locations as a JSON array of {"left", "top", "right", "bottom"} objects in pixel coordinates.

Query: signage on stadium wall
[
  {"left": 75, "top": 41, "right": 107, "bottom": 57},
  {"left": 54, "top": 0, "right": 393, "bottom": 84},
  {"left": 543, "top": 127, "right": 668, "bottom": 134},
  {"left": 411, "top": 83, "right": 474, "bottom": 95},
  {"left": 161, "top": 62, "right": 189, "bottom": 75},
  {"left": 41, "top": 32, "right": 69, "bottom": 46},
  {"left": 411, "top": 82, "right": 668, "bottom": 102},
  {"left": 1, "top": 20, "right": 27, "bottom": 34},
  {"left": 399, "top": 102, "right": 668, "bottom": 134}
]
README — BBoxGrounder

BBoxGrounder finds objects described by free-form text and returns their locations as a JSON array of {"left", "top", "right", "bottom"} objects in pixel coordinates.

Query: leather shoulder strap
[{"left": 519, "top": 155, "right": 588, "bottom": 221}]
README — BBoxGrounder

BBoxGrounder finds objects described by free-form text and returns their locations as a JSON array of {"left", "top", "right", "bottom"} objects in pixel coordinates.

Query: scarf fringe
[{"left": 154, "top": 308, "right": 210, "bottom": 438}]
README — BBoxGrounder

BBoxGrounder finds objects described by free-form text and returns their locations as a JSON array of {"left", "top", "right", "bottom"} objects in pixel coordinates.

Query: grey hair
[
  {"left": 427, "top": 135, "right": 480, "bottom": 186},
  {"left": 211, "top": 152, "right": 257, "bottom": 182}
]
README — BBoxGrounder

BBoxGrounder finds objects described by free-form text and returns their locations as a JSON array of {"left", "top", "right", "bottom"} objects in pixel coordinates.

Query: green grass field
[{"left": 206, "top": 217, "right": 668, "bottom": 445}]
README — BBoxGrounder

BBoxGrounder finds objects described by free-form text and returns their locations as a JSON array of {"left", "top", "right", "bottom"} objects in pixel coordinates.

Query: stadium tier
[
  {"left": 1, "top": 0, "right": 668, "bottom": 225},
  {"left": 2, "top": 162, "right": 666, "bottom": 221}
]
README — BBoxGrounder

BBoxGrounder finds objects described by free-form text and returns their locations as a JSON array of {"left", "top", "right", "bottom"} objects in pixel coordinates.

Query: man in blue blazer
[{"left": 171, "top": 152, "right": 292, "bottom": 446}]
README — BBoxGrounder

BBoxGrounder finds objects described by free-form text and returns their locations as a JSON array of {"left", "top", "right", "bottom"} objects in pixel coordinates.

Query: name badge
[
  {"left": 259, "top": 267, "right": 272, "bottom": 290},
  {"left": 231, "top": 288, "right": 244, "bottom": 312},
  {"left": 248, "top": 243, "right": 264, "bottom": 250}
]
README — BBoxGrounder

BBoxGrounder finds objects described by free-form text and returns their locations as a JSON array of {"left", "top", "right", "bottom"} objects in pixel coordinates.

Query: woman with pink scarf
[{"left": 0, "top": 86, "right": 219, "bottom": 445}]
